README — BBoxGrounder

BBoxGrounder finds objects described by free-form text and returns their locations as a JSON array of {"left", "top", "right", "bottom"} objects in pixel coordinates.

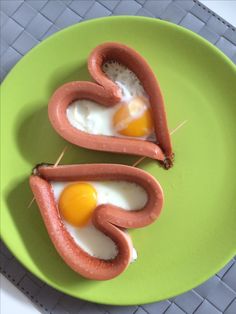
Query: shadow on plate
[
  {"left": 5, "top": 177, "right": 99, "bottom": 289},
  {"left": 14, "top": 61, "right": 136, "bottom": 167},
  {"left": 48, "top": 62, "right": 92, "bottom": 96},
  {"left": 15, "top": 104, "right": 135, "bottom": 167},
  {"left": 5, "top": 61, "right": 155, "bottom": 289}
]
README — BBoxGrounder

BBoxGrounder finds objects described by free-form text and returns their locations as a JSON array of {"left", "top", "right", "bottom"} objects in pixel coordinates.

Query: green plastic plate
[{"left": 1, "top": 17, "right": 236, "bottom": 305}]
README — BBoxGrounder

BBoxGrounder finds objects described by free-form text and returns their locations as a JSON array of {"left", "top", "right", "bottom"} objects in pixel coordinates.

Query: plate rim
[{"left": 1, "top": 15, "right": 236, "bottom": 86}]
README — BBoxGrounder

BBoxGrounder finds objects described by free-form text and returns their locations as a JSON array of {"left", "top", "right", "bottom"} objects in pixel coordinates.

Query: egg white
[
  {"left": 66, "top": 61, "right": 155, "bottom": 140},
  {"left": 51, "top": 181, "right": 147, "bottom": 260},
  {"left": 66, "top": 99, "right": 117, "bottom": 136}
]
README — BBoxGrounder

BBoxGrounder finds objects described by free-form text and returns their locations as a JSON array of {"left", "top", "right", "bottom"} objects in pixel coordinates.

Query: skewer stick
[
  {"left": 132, "top": 120, "right": 188, "bottom": 167},
  {"left": 27, "top": 146, "right": 68, "bottom": 208},
  {"left": 170, "top": 120, "right": 188, "bottom": 136},
  {"left": 132, "top": 156, "right": 146, "bottom": 167},
  {"left": 27, "top": 196, "right": 35, "bottom": 209},
  {"left": 53, "top": 146, "right": 68, "bottom": 167}
]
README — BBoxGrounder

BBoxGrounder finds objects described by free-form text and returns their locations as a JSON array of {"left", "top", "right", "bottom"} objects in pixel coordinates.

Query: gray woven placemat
[{"left": 1, "top": 1, "right": 236, "bottom": 313}]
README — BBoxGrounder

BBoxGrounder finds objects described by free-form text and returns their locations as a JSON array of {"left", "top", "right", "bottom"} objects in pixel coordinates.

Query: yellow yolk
[
  {"left": 58, "top": 182, "right": 97, "bottom": 227},
  {"left": 113, "top": 96, "right": 154, "bottom": 137}
]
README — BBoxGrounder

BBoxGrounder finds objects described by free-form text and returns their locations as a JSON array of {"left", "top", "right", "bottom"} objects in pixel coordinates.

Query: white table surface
[
  {"left": 201, "top": 0, "right": 236, "bottom": 27},
  {"left": 0, "top": 274, "right": 39, "bottom": 314},
  {"left": 1, "top": 1, "right": 236, "bottom": 314}
]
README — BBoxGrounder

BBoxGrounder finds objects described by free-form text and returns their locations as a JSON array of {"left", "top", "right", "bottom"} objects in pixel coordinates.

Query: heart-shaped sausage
[
  {"left": 48, "top": 42, "right": 173, "bottom": 168},
  {"left": 30, "top": 163, "right": 164, "bottom": 280}
]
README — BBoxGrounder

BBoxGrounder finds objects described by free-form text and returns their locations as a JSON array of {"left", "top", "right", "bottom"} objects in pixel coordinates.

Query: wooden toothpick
[
  {"left": 27, "top": 196, "right": 35, "bottom": 209},
  {"left": 27, "top": 146, "right": 68, "bottom": 208},
  {"left": 53, "top": 146, "right": 68, "bottom": 168},
  {"left": 132, "top": 120, "right": 188, "bottom": 167},
  {"left": 170, "top": 120, "right": 188, "bottom": 136},
  {"left": 132, "top": 156, "right": 146, "bottom": 167}
]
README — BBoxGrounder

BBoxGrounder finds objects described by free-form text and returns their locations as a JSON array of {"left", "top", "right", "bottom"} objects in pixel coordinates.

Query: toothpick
[
  {"left": 132, "top": 120, "right": 188, "bottom": 167},
  {"left": 53, "top": 146, "right": 68, "bottom": 167},
  {"left": 27, "top": 146, "right": 68, "bottom": 208},
  {"left": 27, "top": 197, "right": 35, "bottom": 209},
  {"left": 132, "top": 156, "right": 146, "bottom": 167},
  {"left": 170, "top": 120, "right": 188, "bottom": 135}
]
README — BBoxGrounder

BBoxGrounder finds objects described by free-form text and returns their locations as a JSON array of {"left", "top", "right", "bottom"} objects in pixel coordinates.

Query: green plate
[{"left": 1, "top": 16, "right": 236, "bottom": 305}]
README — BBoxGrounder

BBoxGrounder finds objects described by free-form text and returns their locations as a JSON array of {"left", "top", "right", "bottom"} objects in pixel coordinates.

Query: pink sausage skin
[
  {"left": 48, "top": 42, "right": 174, "bottom": 168},
  {"left": 30, "top": 163, "right": 164, "bottom": 280}
]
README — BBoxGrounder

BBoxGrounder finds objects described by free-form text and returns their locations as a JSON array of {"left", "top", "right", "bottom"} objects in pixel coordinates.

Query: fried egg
[
  {"left": 66, "top": 61, "right": 155, "bottom": 140},
  {"left": 51, "top": 181, "right": 148, "bottom": 260}
]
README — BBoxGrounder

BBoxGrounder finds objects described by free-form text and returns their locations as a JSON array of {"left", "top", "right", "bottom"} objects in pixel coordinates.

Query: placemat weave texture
[{"left": 1, "top": 1, "right": 236, "bottom": 313}]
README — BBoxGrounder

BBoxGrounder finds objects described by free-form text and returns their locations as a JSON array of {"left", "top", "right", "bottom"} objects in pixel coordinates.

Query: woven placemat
[{"left": 1, "top": 1, "right": 236, "bottom": 313}]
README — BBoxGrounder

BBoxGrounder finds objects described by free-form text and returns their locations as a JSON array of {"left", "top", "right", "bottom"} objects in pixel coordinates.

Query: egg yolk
[
  {"left": 59, "top": 183, "right": 97, "bottom": 227},
  {"left": 113, "top": 96, "right": 154, "bottom": 137}
]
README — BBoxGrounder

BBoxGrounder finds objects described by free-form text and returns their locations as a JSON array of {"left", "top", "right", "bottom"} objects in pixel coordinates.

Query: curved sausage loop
[
  {"left": 48, "top": 42, "right": 173, "bottom": 168},
  {"left": 30, "top": 164, "right": 164, "bottom": 280}
]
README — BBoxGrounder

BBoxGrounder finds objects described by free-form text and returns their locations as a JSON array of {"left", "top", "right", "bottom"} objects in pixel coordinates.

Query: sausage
[
  {"left": 30, "top": 163, "right": 164, "bottom": 280},
  {"left": 48, "top": 42, "right": 173, "bottom": 168}
]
